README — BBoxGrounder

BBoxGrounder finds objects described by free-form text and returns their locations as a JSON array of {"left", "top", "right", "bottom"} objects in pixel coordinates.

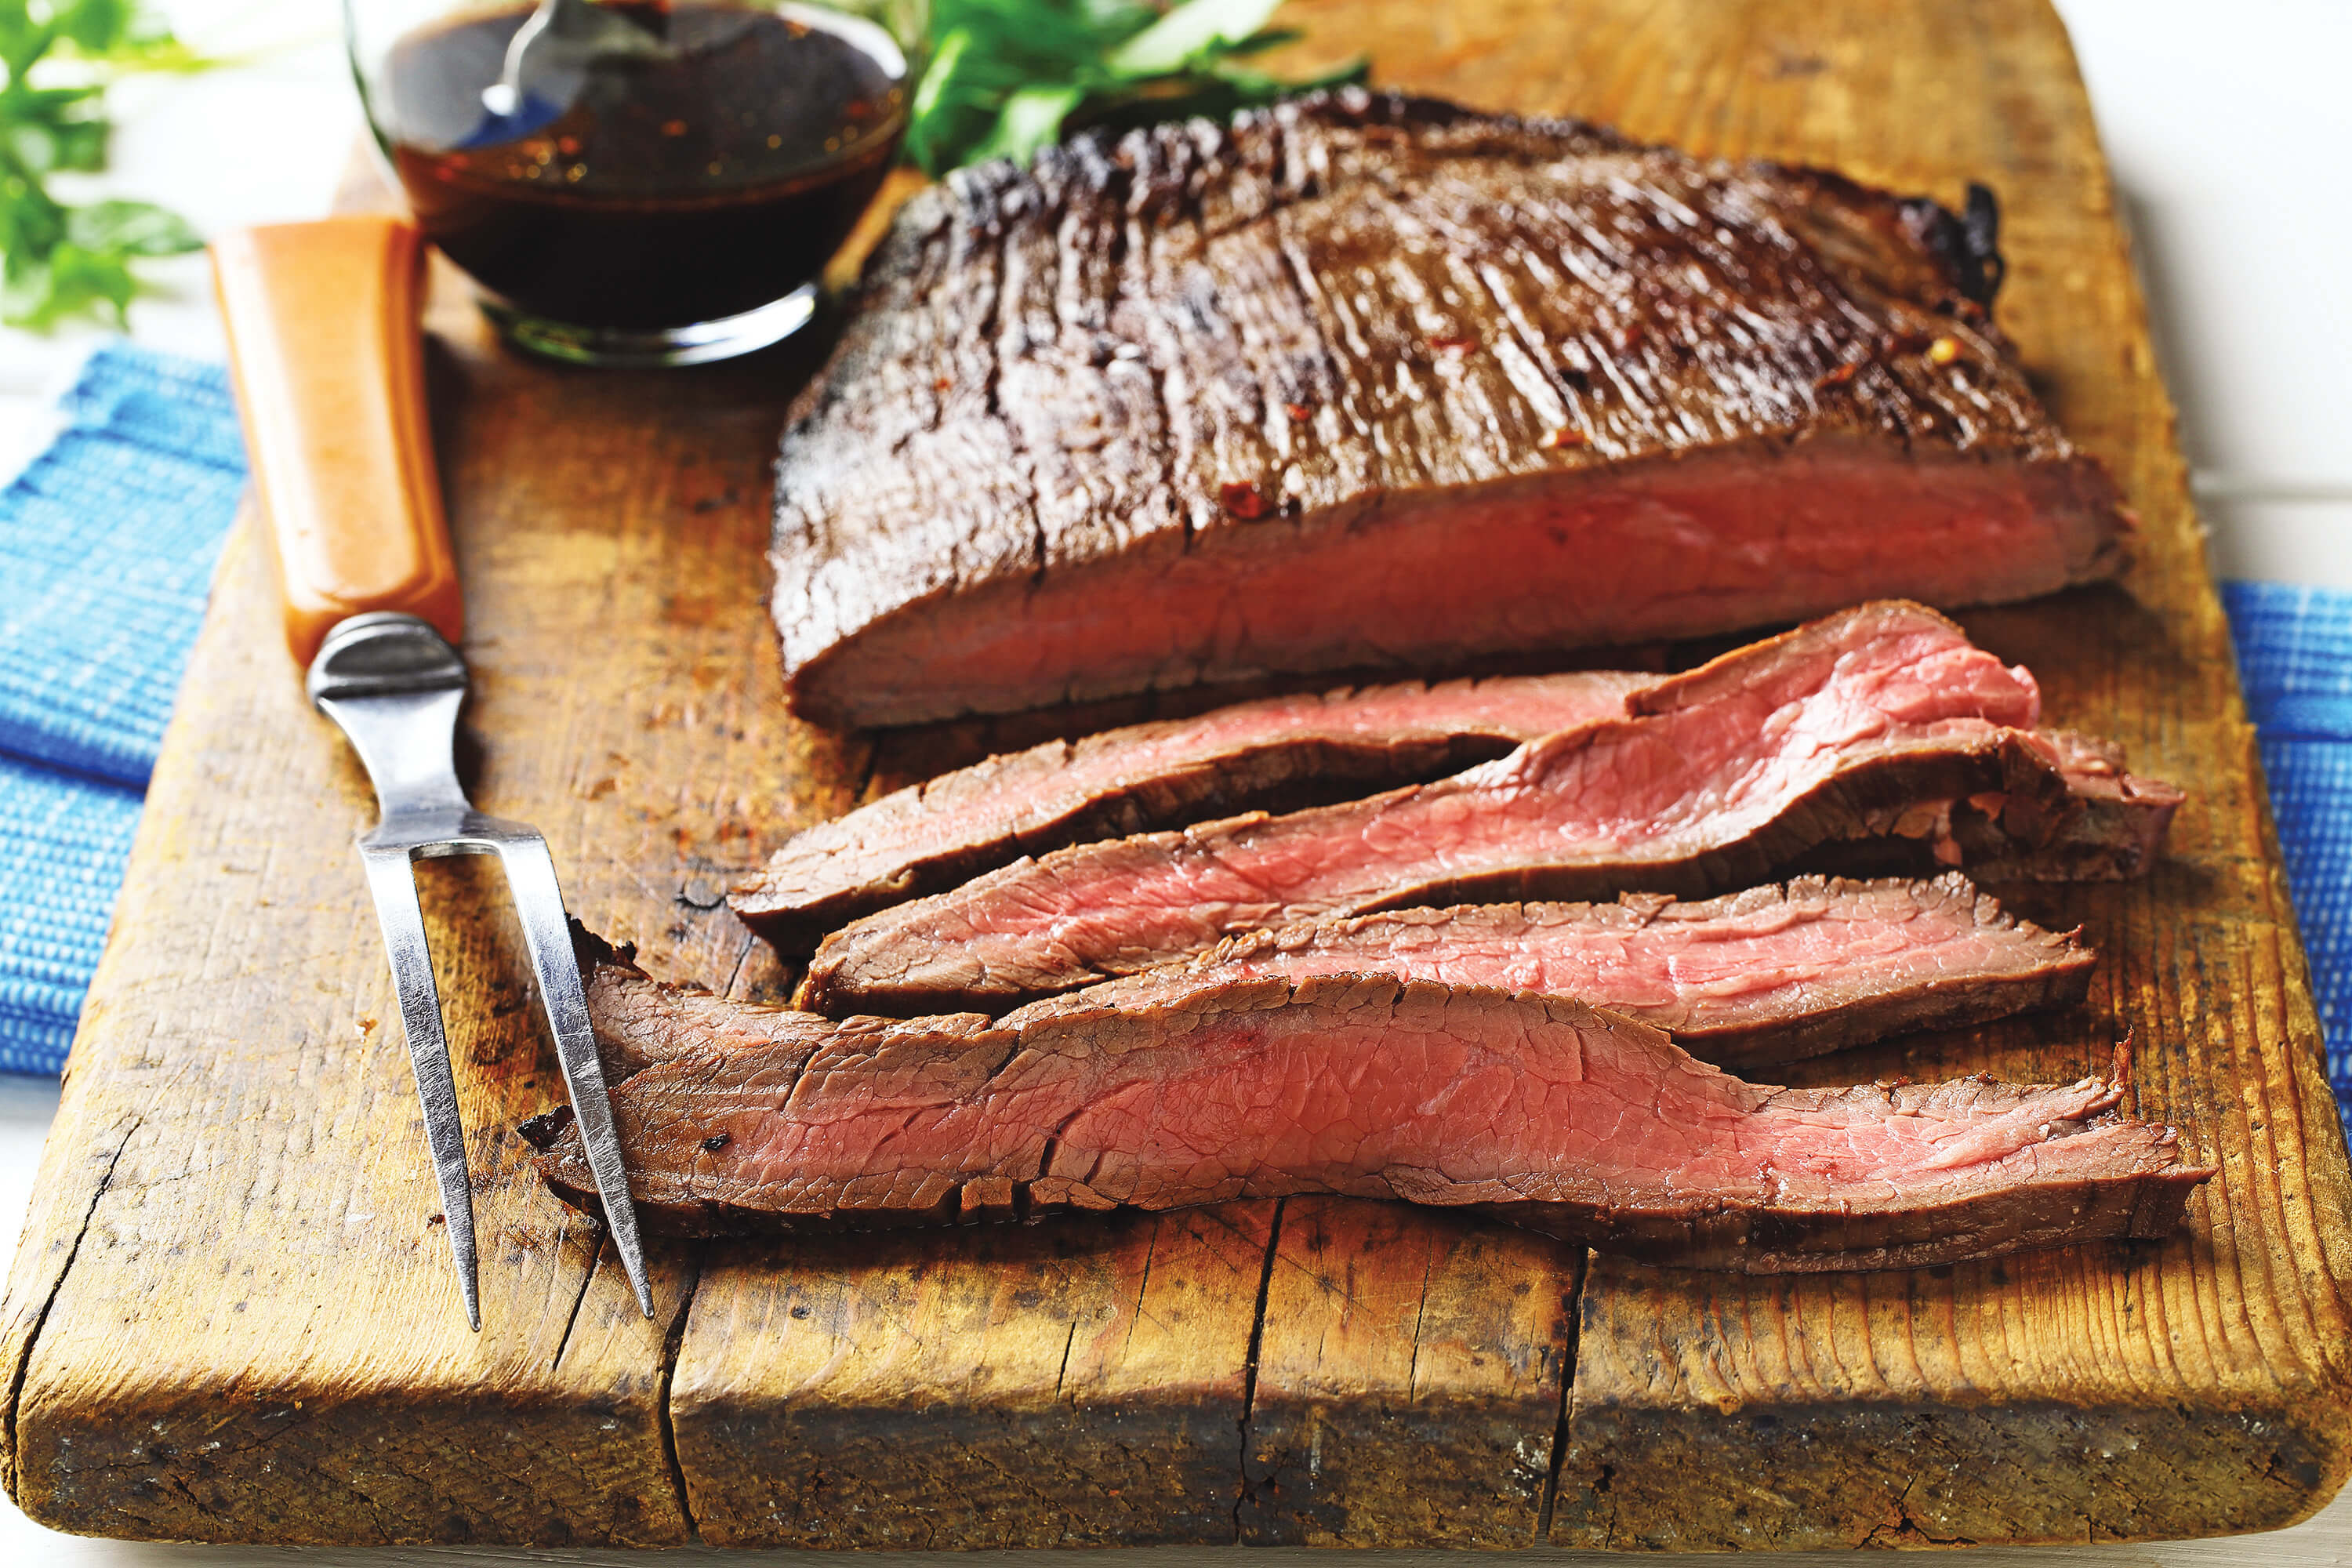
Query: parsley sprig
[
  {"left": 1, "top": 0, "right": 214, "bottom": 330},
  {"left": 905, "top": 0, "right": 1364, "bottom": 176}
]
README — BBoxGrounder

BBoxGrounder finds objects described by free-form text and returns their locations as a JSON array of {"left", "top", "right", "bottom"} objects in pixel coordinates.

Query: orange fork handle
[{"left": 212, "top": 217, "right": 463, "bottom": 669}]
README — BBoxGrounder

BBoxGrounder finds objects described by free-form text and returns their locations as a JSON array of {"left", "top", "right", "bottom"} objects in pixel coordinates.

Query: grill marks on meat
[
  {"left": 1094, "top": 873, "right": 2091, "bottom": 1070},
  {"left": 798, "top": 602, "right": 2088, "bottom": 1014},
  {"left": 531, "top": 971, "right": 2209, "bottom": 1273},
  {"left": 730, "top": 670, "right": 1650, "bottom": 953},
  {"left": 771, "top": 89, "right": 2128, "bottom": 728}
]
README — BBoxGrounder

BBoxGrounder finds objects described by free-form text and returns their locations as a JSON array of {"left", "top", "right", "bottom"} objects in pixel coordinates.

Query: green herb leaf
[
  {"left": 1105, "top": 0, "right": 1279, "bottom": 76},
  {"left": 0, "top": 0, "right": 215, "bottom": 332},
  {"left": 67, "top": 197, "right": 199, "bottom": 256},
  {"left": 4, "top": 243, "right": 133, "bottom": 329},
  {"left": 56, "top": 0, "right": 132, "bottom": 54},
  {"left": 5, "top": 114, "right": 109, "bottom": 175},
  {"left": 967, "top": 82, "right": 1086, "bottom": 165},
  {"left": 906, "top": 0, "right": 1364, "bottom": 176},
  {"left": 0, "top": 178, "right": 67, "bottom": 262}
]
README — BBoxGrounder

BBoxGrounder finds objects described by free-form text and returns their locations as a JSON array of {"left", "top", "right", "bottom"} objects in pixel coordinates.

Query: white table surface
[{"left": 2, "top": 0, "right": 2349, "bottom": 1560}]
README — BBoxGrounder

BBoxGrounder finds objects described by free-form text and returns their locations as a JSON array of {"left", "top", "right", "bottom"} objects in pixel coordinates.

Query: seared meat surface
[{"left": 772, "top": 90, "right": 2126, "bottom": 728}]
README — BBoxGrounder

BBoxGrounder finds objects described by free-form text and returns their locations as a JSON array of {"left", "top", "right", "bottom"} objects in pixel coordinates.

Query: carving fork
[{"left": 212, "top": 217, "right": 653, "bottom": 1329}]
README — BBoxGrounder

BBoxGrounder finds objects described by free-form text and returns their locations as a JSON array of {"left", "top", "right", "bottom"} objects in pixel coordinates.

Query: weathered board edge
[
  {"left": 5, "top": 0, "right": 2350, "bottom": 1549},
  {"left": 1556, "top": 1392, "right": 2350, "bottom": 1550},
  {"left": 0, "top": 520, "right": 706, "bottom": 1542},
  {"left": 1521, "top": 0, "right": 2352, "bottom": 1544}
]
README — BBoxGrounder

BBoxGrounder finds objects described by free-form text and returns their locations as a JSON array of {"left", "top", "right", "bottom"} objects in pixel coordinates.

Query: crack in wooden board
[
  {"left": 0, "top": 265, "right": 838, "bottom": 1543},
  {"left": 2, "top": 0, "right": 2349, "bottom": 1548},
  {"left": 674, "top": 1203, "right": 1278, "bottom": 1546}
]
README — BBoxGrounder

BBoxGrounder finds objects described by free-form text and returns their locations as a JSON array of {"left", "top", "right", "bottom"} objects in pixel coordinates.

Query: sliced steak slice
[
  {"left": 798, "top": 601, "right": 2088, "bottom": 1014},
  {"left": 774, "top": 89, "right": 2128, "bottom": 728},
  {"left": 1944, "top": 730, "right": 2186, "bottom": 880},
  {"left": 573, "top": 924, "right": 826, "bottom": 1083},
  {"left": 1798, "top": 729, "right": 2183, "bottom": 884},
  {"left": 1086, "top": 873, "right": 2090, "bottom": 1069},
  {"left": 731, "top": 670, "right": 1652, "bottom": 952},
  {"left": 531, "top": 971, "right": 2209, "bottom": 1273},
  {"left": 739, "top": 688, "right": 2176, "bottom": 960}
]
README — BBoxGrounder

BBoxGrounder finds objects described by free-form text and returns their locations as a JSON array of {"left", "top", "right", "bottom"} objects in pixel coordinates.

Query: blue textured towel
[
  {"left": 5, "top": 347, "right": 2352, "bottom": 1128},
  {"left": 0, "top": 755, "right": 143, "bottom": 1073},
  {"left": 2223, "top": 582, "right": 2352, "bottom": 1134},
  {"left": 0, "top": 343, "right": 245, "bottom": 1073}
]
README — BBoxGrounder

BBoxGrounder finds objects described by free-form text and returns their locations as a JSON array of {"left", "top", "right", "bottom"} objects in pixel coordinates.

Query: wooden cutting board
[{"left": 6, "top": 0, "right": 2350, "bottom": 1548}]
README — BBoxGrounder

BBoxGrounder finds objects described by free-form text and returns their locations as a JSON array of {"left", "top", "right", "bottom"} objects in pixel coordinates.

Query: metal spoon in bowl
[{"left": 475, "top": 0, "right": 675, "bottom": 137}]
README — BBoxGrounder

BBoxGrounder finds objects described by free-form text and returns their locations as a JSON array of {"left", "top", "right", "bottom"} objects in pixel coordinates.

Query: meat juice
[{"left": 378, "top": 2, "right": 906, "bottom": 328}]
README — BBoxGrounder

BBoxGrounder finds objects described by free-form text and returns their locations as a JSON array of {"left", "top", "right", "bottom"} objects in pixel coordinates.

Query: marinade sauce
[{"left": 379, "top": 2, "right": 906, "bottom": 328}]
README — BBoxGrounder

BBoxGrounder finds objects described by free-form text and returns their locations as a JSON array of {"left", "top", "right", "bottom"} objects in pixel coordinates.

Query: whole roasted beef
[
  {"left": 771, "top": 89, "right": 2128, "bottom": 728},
  {"left": 1100, "top": 873, "right": 2091, "bottom": 1070},
  {"left": 797, "top": 603, "right": 2132, "bottom": 1014},
  {"left": 731, "top": 671, "right": 1648, "bottom": 952},
  {"left": 529, "top": 959, "right": 2208, "bottom": 1274}
]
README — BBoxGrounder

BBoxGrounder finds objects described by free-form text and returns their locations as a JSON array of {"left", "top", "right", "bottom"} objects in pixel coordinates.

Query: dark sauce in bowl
[{"left": 380, "top": 2, "right": 906, "bottom": 328}]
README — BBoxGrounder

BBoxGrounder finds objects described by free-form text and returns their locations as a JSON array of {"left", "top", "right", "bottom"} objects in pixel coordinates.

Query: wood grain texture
[
  {"left": 1238, "top": 1199, "right": 1580, "bottom": 1547},
  {"left": 0, "top": 256, "right": 836, "bottom": 1544},
  {"left": 1260, "top": 0, "right": 2352, "bottom": 1547},
  {"left": 677, "top": 1203, "right": 1275, "bottom": 1547},
  {"left": 3, "top": 0, "right": 2347, "bottom": 1548}
]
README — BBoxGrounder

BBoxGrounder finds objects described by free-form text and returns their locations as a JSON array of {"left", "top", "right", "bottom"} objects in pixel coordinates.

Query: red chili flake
[
  {"left": 1283, "top": 402, "right": 1312, "bottom": 423},
  {"left": 1610, "top": 324, "right": 1646, "bottom": 351},
  {"left": 1429, "top": 335, "right": 1479, "bottom": 354},
  {"left": 1538, "top": 426, "right": 1588, "bottom": 450},
  {"left": 1814, "top": 361, "right": 1859, "bottom": 390},
  {"left": 1219, "top": 481, "right": 1270, "bottom": 521},
  {"left": 934, "top": 376, "right": 953, "bottom": 392}
]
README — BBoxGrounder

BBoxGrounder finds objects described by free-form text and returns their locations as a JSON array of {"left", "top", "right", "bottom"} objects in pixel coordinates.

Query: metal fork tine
[
  {"left": 358, "top": 846, "right": 483, "bottom": 1332},
  {"left": 495, "top": 836, "right": 657, "bottom": 1320},
  {"left": 309, "top": 613, "right": 654, "bottom": 1329}
]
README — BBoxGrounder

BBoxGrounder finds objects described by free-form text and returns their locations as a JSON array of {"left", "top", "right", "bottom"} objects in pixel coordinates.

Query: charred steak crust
[
  {"left": 1899, "top": 181, "right": 2006, "bottom": 308},
  {"left": 1946, "top": 729, "right": 2185, "bottom": 880},
  {"left": 532, "top": 971, "right": 2209, "bottom": 1274},
  {"left": 771, "top": 89, "right": 2129, "bottom": 728}
]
